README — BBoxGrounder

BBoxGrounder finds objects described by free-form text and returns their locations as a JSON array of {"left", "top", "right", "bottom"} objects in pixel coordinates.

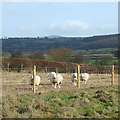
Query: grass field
[
  {"left": 2, "top": 85, "right": 119, "bottom": 118},
  {"left": 1, "top": 71, "right": 119, "bottom": 118}
]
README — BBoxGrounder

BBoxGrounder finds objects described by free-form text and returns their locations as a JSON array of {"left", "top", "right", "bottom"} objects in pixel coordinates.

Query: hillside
[{"left": 2, "top": 34, "right": 118, "bottom": 52}]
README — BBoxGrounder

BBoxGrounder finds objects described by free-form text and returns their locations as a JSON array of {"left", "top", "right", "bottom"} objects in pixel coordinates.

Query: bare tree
[
  {"left": 99, "top": 55, "right": 113, "bottom": 65},
  {"left": 29, "top": 51, "right": 44, "bottom": 60},
  {"left": 10, "top": 50, "right": 23, "bottom": 58},
  {"left": 73, "top": 52, "right": 84, "bottom": 63},
  {"left": 48, "top": 47, "right": 73, "bottom": 62}
]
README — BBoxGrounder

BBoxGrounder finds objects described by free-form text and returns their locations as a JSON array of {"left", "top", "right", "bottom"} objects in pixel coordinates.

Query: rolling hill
[{"left": 2, "top": 34, "right": 118, "bottom": 52}]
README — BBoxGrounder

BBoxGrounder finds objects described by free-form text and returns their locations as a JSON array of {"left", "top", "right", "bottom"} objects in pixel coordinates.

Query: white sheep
[
  {"left": 49, "top": 72, "right": 63, "bottom": 88},
  {"left": 29, "top": 75, "right": 41, "bottom": 86},
  {"left": 80, "top": 73, "right": 89, "bottom": 84},
  {"left": 71, "top": 73, "right": 89, "bottom": 86},
  {"left": 71, "top": 73, "right": 78, "bottom": 86}
]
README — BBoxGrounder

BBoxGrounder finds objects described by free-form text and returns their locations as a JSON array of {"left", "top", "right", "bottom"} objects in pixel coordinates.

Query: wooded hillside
[{"left": 2, "top": 34, "right": 118, "bottom": 52}]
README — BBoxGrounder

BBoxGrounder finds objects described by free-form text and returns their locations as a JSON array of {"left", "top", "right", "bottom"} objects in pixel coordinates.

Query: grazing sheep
[
  {"left": 49, "top": 72, "right": 63, "bottom": 88},
  {"left": 29, "top": 75, "right": 41, "bottom": 86},
  {"left": 71, "top": 73, "right": 78, "bottom": 86},
  {"left": 80, "top": 73, "right": 89, "bottom": 84},
  {"left": 71, "top": 73, "right": 89, "bottom": 86}
]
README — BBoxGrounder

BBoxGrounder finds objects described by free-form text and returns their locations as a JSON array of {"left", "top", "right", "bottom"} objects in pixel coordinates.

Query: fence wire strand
[{"left": 1, "top": 65, "right": 119, "bottom": 74}]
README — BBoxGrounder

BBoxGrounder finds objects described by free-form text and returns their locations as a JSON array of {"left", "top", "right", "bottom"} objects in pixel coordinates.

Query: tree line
[
  {"left": 2, "top": 47, "right": 118, "bottom": 65},
  {"left": 2, "top": 34, "right": 118, "bottom": 53}
]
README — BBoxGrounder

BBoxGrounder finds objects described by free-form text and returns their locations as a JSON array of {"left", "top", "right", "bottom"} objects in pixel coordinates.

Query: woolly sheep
[
  {"left": 71, "top": 73, "right": 78, "bottom": 86},
  {"left": 80, "top": 73, "right": 89, "bottom": 84},
  {"left": 29, "top": 75, "right": 41, "bottom": 86},
  {"left": 49, "top": 72, "right": 63, "bottom": 88},
  {"left": 71, "top": 73, "right": 89, "bottom": 86}
]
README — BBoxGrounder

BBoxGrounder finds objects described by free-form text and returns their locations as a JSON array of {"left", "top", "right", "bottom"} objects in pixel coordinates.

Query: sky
[{"left": 1, "top": 1, "right": 118, "bottom": 37}]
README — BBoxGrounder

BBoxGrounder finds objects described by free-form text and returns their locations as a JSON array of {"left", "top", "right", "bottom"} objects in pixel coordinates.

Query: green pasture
[{"left": 2, "top": 85, "right": 119, "bottom": 118}]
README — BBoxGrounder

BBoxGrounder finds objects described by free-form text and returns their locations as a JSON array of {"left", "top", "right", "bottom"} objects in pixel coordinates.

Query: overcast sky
[{"left": 1, "top": 2, "right": 118, "bottom": 37}]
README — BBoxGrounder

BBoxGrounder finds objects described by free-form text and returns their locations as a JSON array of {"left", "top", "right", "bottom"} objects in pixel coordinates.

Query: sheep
[
  {"left": 70, "top": 73, "right": 78, "bottom": 86},
  {"left": 49, "top": 72, "right": 63, "bottom": 88},
  {"left": 71, "top": 73, "right": 89, "bottom": 86},
  {"left": 29, "top": 75, "right": 41, "bottom": 86},
  {"left": 80, "top": 73, "right": 89, "bottom": 84}
]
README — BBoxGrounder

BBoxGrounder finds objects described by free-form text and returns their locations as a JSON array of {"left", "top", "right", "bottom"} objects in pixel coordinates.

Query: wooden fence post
[
  {"left": 66, "top": 67, "right": 67, "bottom": 73},
  {"left": 111, "top": 65, "right": 114, "bottom": 85},
  {"left": 75, "top": 66, "right": 77, "bottom": 73},
  {"left": 77, "top": 65, "right": 80, "bottom": 88},
  {"left": 56, "top": 67, "right": 58, "bottom": 73},
  {"left": 45, "top": 67, "right": 47, "bottom": 73},
  {"left": 7, "top": 63, "right": 10, "bottom": 72},
  {"left": 21, "top": 64, "right": 23, "bottom": 72},
  {"left": 33, "top": 65, "right": 36, "bottom": 93}
]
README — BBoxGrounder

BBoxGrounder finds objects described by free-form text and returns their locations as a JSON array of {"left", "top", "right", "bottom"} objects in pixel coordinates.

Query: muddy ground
[{"left": 2, "top": 71, "right": 118, "bottom": 96}]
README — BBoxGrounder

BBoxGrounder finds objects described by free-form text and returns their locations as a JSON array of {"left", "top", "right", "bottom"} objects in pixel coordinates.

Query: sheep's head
[
  {"left": 30, "top": 75, "right": 33, "bottom": 80},
  {"left": 73, "top": 75, "right": 76, "bottom": 78},
  {"left": 73, "top": 73, "right": 77, "bottom": 78},
  {"left": 51, "top": 72, "right": 57, "bottom": 79}
]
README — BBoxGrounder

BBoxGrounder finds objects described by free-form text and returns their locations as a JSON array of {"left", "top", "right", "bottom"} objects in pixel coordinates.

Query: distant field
[
  {"left": 83, "top": 59, "right": 118, "bottom": 65},
  {"left": 74, "top": 48, "right": 117, "bottom": 54},
  {"left": 1, "top": 47, "right": 118, "bottom": 65},
  {"left": 84, "top": 54, "right": 113, "bottom": 57},
  {"left": 44, "top": 54, "right": 53, "bottom": 61}
]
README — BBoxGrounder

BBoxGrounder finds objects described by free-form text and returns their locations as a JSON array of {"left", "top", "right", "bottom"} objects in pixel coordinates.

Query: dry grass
[{"left": 2, "top": 71, "right": 118, "bottom": 96}]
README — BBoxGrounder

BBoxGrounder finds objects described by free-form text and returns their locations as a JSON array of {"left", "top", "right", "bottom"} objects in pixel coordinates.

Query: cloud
[
  {"left": 7, "top": 20, "right": 117, "bottom": 37},
  {"left": 50, "top": 20, "right": 90, "bottom": 31},
  {"left": 47, "top": 20, "right": 91, "bottom": 36},
  {"left": 46, "top": 20, "right": 117, "bottom": 37}
]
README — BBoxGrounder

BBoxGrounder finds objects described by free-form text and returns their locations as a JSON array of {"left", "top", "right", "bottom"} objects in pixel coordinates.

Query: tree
[
  {"left": 99, "top": 55, "right": 113, "bottom": 65},
  {"left": 73, "top": 52, "right": 84, "bottom": 63},
  {"left": 29, "top": 51, "right": 44, "bottom": 60},
  {"left": 10, "top": 50, "right": 23, "bottom": 58},
  {"left": 113, "top": 49, "right": 119, "bottom": 58},
  {"left": 48, "top": 47, "right": 73, "bottom": 62}
]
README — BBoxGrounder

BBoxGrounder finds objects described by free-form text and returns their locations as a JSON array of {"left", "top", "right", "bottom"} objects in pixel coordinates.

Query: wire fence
[
  {"left": 1, "top": 65, "right": 119, "bottom": 96},
  {"left": 1, "top": 65, "right": 119, "bottom": 74},
  {"left": 1, "top": 57, "right": 119, "bottom": 74}
]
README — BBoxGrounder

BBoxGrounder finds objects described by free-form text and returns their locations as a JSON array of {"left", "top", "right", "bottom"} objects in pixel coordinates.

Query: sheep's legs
[
  {"left": 80, "top": 80, "right": 87, "bottom": 84},
  {"left": 74, "top": 82, "right": 77, "bottom": 86},
  {"left": 58, "top": 84, "right": 61, "bottom": 88},
  {"left": 54, "top": 83, "right": 57, "bottom": 89},
  {"left": 82, "top": 80, "right": 86, "bottom": 84},
  {"left": 31, "top": 87, "right": 37, "bottom": 91}
]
